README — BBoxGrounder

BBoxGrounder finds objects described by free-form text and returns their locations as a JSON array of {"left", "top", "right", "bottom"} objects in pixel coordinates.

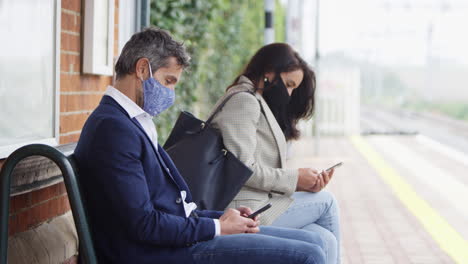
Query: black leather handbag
[{"left": 163, "top": 91, "right": 254, "bottom": 211}]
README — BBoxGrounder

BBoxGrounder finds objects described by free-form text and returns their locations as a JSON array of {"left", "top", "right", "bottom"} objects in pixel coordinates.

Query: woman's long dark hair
[{"left": 229, "top": 43, "right": 316, "bottom": 141}]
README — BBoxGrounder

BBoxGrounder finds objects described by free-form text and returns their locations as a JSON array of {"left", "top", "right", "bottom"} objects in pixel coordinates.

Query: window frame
[
  {"left": 0, "top": 0, "right": 61, "bottom": 159},
  {"left": 118, "top": 0, "right": 138, "bottom": 53},
  {"left": 82, "top": 0, "right": 115, "bottom": 76}
]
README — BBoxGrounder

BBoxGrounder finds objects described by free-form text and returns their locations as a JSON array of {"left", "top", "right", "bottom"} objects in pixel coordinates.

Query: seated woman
[{"left": 210, "top": 43, "right": 341, "bottom": 264}]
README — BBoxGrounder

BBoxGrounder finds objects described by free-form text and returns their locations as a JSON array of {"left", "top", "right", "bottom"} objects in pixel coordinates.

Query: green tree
[{"left": 151, "top": 0, "right": 285, "bottom": 142}]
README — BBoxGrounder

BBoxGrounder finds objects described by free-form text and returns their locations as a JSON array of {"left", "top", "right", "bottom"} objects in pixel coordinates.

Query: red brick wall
[
  {"left": 8, "top": 183, "right": 70, "bottom": 236},
  {"left": 60, "top": 0, "right": 119, "bottom": 144},
  {"left": 2, "top": 0, "right": 120, "bottom": 236}
]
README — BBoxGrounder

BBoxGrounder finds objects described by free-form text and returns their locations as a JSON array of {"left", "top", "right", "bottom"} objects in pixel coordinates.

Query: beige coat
[{"left": 210, "top": 76, "right": 299, "bottom": 225}]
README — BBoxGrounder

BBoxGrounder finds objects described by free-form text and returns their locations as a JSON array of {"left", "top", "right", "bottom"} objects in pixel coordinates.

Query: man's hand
[
  {"left": 236, "top": 206, "right": 261, "bottom": 222},
  {"left": 219, "top": 208, "right": 260, "bottom": 235}
]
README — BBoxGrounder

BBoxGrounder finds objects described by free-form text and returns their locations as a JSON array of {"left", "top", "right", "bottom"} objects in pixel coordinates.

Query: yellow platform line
[{"left": 350, "top": 135, "right": 468, "bottom": 263}]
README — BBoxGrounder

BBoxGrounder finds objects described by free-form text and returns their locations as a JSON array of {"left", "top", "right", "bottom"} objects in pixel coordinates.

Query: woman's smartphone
[
  {"left": 247, "top": 203, "right": 272, "bottom": 219},
  {"left": 325, "top": 162, "right": 343, "bottom": 172}
]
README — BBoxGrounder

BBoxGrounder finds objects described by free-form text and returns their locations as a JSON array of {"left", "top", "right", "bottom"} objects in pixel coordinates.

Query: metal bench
[{"left": 0, "top": 144, "right": 97, "bottom": 264}]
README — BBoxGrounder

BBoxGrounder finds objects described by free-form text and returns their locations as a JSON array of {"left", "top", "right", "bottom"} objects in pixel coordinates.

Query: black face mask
[{"left": 262, "top": 76, "right": 291, "bottom": 134}]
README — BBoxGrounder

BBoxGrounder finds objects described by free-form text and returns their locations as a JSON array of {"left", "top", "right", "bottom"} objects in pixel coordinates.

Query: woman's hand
[
  {"left": 310, "top": 169, "right": 334, "bottom": 192},
  {"left": 296, "top": 168, "right": 320, "bottom": 192},
  {"left": 296, "top": 168, "right": 334, "bottom": 192}
]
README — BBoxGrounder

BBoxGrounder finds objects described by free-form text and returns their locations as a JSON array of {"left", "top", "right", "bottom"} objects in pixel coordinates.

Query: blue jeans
[
  {"left": 271, "top": 191, "right": 341, "bottom": 264},
  {"left": 189, "top": 226, "right": 326, "bottom": 263}
]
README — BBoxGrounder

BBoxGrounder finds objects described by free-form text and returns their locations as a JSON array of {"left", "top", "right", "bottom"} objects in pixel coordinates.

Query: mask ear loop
[
  {"left": 147, "top": 60, "right": 153, "bottom": 79},
  {"left": 139, "top": 59, "right": 153, "bottom": 82}
]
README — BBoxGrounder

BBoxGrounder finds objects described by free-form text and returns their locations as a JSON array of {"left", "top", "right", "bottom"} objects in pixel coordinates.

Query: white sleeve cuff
[{"left": 213, "top": 219, "right": 221, "bottom": 236}]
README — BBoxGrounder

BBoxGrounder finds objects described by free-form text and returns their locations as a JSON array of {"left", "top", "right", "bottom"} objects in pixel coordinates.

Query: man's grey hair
[{"left": 115, "top": 27, "right": 190, "bottom": 79}]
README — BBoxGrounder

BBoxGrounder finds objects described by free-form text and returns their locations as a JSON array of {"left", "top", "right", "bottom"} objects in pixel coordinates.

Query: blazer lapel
[
  {"left": 129, "top": 118, "right": 181, "bottom": 188},
  {"left": 129, "top": 118, "right": 158, "bottom": 154},
  {"left": 255, "top": 93, "right": 288, "bottom": 167},
  {"left": 103, "top": 95, "right": 183, "bottom": 188},
  {"left": 223, "top": 77, "right": 288, "bottom": 167}
]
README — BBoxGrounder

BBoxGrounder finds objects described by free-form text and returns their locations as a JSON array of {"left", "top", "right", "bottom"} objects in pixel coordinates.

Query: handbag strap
[{"left": 205, "top": 88, "right": 256, "bottom": 125}]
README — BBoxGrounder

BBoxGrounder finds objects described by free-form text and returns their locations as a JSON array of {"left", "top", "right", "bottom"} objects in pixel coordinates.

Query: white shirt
[{"left": 104, "top": 86, "right": 221, "bottom": 236}]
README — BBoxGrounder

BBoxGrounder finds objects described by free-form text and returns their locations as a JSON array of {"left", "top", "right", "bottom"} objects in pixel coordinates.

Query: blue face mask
[{"left": 141, "top": 63, "right": 175, "bottom": 116}]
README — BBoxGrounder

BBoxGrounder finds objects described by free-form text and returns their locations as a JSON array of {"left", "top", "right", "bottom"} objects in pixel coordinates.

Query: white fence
[{"left": 299, "top": 67, "right": 361, "bottom": 137}]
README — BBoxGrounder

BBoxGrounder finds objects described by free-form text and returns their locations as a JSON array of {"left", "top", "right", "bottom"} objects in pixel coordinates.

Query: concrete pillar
[
  {"left": 265, "top": 0, "right": 275, "bottom": 44},
  {"left": 137, "top": 0, "right": 150, "bottom": 30}
]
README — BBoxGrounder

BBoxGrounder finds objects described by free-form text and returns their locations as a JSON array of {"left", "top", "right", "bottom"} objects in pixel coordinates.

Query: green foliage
[
  {"left": 150, "top": 0, "right": 219, "bottom": 142},
  {"left": 275, "top": 0, "right": 286, "bottom": 42},
  {"left": 150, "top": 0, "right": 273, "bottom": 142},
  {"left": 403, "top": 101, "right": 468, "bottom": 121}
]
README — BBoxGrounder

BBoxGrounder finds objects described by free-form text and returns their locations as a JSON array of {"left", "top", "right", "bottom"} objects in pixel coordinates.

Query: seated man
[{"left": 74, "top": 27, "right": 326, "bottom": 264}]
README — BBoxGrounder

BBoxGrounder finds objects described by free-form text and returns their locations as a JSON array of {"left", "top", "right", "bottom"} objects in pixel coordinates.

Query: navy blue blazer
[{"left": 74, "top": 95, "right": 223, "bottom": 264}]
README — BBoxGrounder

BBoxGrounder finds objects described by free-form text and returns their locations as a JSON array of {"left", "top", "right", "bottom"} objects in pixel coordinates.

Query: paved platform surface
[{"left": 288, "top": 135, "right": 468, "bottom": 264}]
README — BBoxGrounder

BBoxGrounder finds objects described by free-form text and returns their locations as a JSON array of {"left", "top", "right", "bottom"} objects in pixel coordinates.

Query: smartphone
[
  {"left": 325, "top": 162, "right": 343, "bottom": 172},
  {"left": 247, "top": 203, "right": 272, "bottom": 219}
]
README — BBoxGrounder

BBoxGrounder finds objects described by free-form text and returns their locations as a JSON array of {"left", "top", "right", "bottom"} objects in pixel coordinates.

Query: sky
[{"left": 300, "top": 0, "right": 468, "bottom": 67}]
